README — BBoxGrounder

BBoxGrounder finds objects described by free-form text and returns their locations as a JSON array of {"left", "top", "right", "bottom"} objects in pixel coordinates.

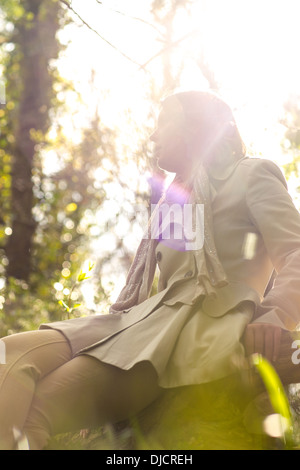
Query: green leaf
[
  {"left": 58, "top": 300, "right": 70, "bottom": 312},
  {"left": 77, "top": 270, "right": 91, "bottom": 282},
  {"left": 77, "top": 270, "right": 85, "bottom": 282},
  {"left": 251, "top": 353, "right": 293, "bottom": 445},
  {"left": 88, "top": 261, "right": 95, "bottom": 272}
]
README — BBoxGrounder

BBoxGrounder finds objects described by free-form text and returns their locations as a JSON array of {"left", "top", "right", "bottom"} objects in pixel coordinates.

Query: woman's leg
[
  {"left": 0, "top": 328, "right": 163, "bottom": 450},
  {"left": 0, "top": 329, "right": 72, "bottom": 449},
  {"left": 24, "top": 356, "right": 163, "bottom": 450}
]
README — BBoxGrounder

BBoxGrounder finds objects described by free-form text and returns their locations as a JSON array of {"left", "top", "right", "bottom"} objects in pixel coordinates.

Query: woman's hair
[{"left": 162, "top": 91, "right": 246, "bottom": 166}]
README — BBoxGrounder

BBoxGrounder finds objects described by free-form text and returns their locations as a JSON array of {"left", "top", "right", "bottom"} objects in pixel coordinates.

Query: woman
[{"left": 1, "top": 91, "right": 300, "bottom": 450}]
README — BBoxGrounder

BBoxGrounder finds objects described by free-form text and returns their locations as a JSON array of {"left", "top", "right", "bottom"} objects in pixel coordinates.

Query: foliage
[
  {"left": 280, "top": 94, "right": 300, "bottom": 180},
  {"left": 251, "top": 353, "right": 294, "bottom": 448},
  {"left": 58, "top": 260, "right": 95, "bottom": 318},
  {"left": 0, "top": 0, "right": 119, "bottom": 333}
]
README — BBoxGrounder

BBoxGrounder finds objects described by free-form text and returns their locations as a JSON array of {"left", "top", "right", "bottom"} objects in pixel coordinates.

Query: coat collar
[
  {"left": 207, "top": 156, "right": 249, "bottom": 203},
  {"left": 207, "top": 155, "right": 249, "bottom": 181}
]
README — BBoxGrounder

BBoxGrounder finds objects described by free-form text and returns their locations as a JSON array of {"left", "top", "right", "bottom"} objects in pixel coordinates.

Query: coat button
[
  {"left": 156, "top": 251, "right": 162, "bottom": 262},
  {"left": 184, "top": 270, "right": 193, "bottom": 278}
]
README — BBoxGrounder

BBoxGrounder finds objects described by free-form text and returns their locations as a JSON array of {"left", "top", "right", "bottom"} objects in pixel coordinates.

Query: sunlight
[
  {"left": 170, "top": 0, "right": 300, "bottom": 163},
  {"left": 52, "top": 0, "right": 300, "bottom": 308},
  {"left": 55, "top": 0, "right": 300, "bottom": 178},
  {"left": 2, "top": 2, "right": 300, "bottom": 450}
]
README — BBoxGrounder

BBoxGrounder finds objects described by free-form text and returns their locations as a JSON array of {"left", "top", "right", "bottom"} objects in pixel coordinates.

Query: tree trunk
[{"left": 5, "top": 0, "right": 62, "bottom": 281}]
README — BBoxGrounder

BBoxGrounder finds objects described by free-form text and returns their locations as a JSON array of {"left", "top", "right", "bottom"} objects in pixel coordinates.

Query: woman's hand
[{"left": 242, "top": 323, "right": 282, "bottom": 363}]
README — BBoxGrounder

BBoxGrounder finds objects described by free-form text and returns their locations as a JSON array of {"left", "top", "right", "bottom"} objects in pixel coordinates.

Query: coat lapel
[{"left": 207, "top": 156, "right": 249, "bottom": 204}]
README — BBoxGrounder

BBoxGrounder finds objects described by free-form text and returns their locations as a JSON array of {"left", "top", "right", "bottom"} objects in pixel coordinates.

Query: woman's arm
[{"left": 243, "top": 158, "right": 300, "bottom": 361}]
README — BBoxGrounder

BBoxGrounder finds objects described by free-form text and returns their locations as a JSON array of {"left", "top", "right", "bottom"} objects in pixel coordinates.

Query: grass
[{"left": 46, "top": 379, "right": 300, "bottom": 450}]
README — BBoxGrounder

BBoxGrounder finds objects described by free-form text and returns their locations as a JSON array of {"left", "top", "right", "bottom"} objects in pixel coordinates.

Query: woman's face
[{"left": 150, "top": 105, "right": 189, "bottom": 175}]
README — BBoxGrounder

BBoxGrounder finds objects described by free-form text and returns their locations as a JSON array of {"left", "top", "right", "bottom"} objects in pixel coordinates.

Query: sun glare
[
  {"left": 47, "top": 0, "right": 300, "bottom": 306},
  {"left": 49, "top": 0, "right": 300, "bottom": 198},
  {"left": 56, "top": 0, "right": 300, "bottom": 171}
]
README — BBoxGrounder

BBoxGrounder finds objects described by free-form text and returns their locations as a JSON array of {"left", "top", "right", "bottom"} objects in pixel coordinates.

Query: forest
[{"left": 1, "top": 0, "right": 300, "bottom": 451}]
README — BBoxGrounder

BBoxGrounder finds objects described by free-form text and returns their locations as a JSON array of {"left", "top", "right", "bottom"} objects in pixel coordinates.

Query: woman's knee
[
  {"left": 0, "top": 329, "right": 71, "bottom": 368},
  {"left": 0, "top": 329, "right": 71, "bottom": 400}
]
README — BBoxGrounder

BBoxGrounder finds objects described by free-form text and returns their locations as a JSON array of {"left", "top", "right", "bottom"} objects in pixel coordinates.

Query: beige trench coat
[{"left": 40, "top": 156, "right": 300, "bottom": 379}]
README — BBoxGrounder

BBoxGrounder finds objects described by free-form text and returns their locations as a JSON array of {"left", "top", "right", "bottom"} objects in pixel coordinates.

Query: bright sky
[
  {"left": 55, "top": 0, "right": 300, "bottom": 160},
  {"left": 53, "top": 0, "right": 300, "bottom": 305}
]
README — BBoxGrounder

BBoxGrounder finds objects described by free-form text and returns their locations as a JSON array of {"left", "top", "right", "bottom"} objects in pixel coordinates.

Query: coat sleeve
[{"left": 246, "top": 158, "right": 300, "bottom": 330}]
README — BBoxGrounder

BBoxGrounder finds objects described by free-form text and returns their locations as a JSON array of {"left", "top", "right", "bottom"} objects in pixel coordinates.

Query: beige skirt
[{"left": 40, "top": 242, "right": 254, "bottom": 388}]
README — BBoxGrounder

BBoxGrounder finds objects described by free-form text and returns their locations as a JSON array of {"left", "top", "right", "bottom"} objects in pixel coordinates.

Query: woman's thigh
[
  {"left": 25, "top": 355, "right": 163, "bottom": 444},
  {"left": 0, "top": 329, "right": 71, "bottom": 378},
  {"left": 0, "top": 329, "right": 72, "bottom": 448}
]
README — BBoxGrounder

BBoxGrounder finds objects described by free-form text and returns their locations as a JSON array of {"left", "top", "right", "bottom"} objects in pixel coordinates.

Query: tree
[
  {"left": 280, "top": 94, "right": 300, "bottom": 182},
  {"left": 0, "top": 1, "right": 120, "bottom": 332},
  {"left": 0, "top": 0, "right": 65, "bottom": 280}
]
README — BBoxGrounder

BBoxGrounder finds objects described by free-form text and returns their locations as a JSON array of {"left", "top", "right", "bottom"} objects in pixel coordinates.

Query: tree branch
[
  {"left": 59, "top": 1, "right": 200, "bottom": 75},
  {"left": 140, "top": 29, "right": 199, "bottom": 70},
  {"left": 59, "top": 0, "right": 143, "bottom": 68},
  {"left": 94, "top": 0, "right": 164, "bottom": 38}
]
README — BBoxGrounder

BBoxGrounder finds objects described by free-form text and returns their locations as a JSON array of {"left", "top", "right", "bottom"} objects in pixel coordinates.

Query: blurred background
[{"left": 0, "top": 0, "right": 300, "bottom": 335}]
